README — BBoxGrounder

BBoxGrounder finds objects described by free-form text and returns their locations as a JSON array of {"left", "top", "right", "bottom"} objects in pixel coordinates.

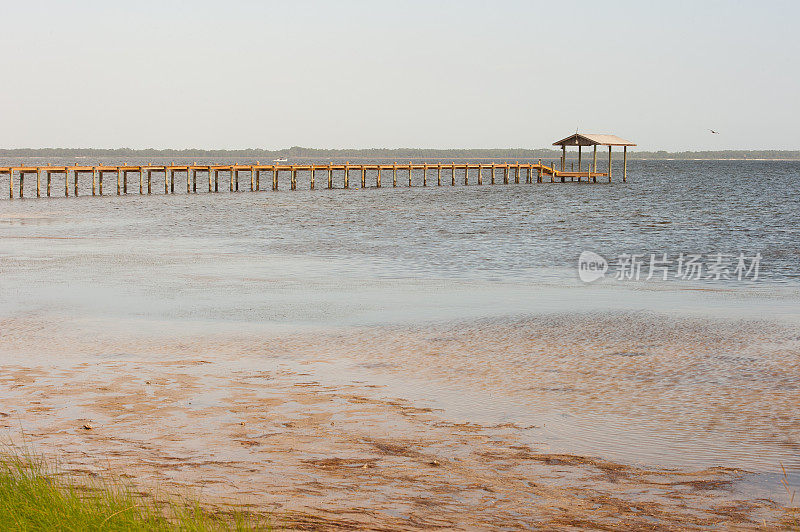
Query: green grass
[{"left": 0, "top": 450, "right": 271, "bottom": 531}]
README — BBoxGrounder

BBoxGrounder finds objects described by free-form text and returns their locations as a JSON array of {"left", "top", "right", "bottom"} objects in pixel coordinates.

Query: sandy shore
[{"left": 1, "top": 312, "right": 798, "bottom": 529}]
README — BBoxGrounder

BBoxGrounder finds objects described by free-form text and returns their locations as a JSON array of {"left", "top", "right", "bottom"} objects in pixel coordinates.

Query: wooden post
[
  {"left": 392, "top": 163, "right": 397, "bottom": 187},
  {"left": 361, "top": 166, "right": 365, "bottom": 188},
  {"left": 116, "top": 168, "right": 121, "bottom": 195},
  {"left": 451, "top": 162, "right": 456, "bottom": 186},
  {"left": 561, "top": 146, "right": 566, "bottom": 171},
  {"left": 491, "top": 164, "right": 495, "bottom": 185},
  {"left": 254, "top": 168, "right": 259, "bottom": 191},
  {"left": 65, "top": 168, "right": 69, "bottom": 197},
  {"left": 608, "top": 146, "right": 612, "bottom": 182},
  {"left": 7, "top": 169, "right": 12, "bottom": 199},
  {"left": 623, "top": 146, "right": 628, "bottom": 182},
  {"left": 328, "top": 164, "right": 333, "bottom": 189},
  {"left": 47, "top": 171, "right": 51, "bottom": 197},
  {"left": 19, "top": 171, "right": 23, "bottom": 198},
  {"left": 310, "top": 166, "right": 315, "bottom": 190},
  {"left": 36, "top": 169, "right": 41, "bottom": 197},
  {"left": 250, "top": 167, "right": 254, "bottom": 191},
  {"left": 503, "top": 165, "right": 508, "bottom": 185},
  {"left": 423, "top": 164, "right": 427, "bottom": 187},
  {"left": 74, "top": 170, "right": 78, "bottom": 196},
  {"left": 478, "top": 164, "right": 483, "bottom": 185},
  {"left": 464, "top": 164, "right": 468, "bottom": 185},
  {"left": 514, "top": 163, "right": 519, "bottom": 184},
  {"left": 291, "top": 168, "right": 296, "bottom": 190},
  {"left": 164, "top": 169, "right": 169, "bottom": 194},
  {"left": 207, "top": 169, "right": 212, "bottom": 192},
  {"left": 97, "top": 170, "right": 103, "bottom": 195},
  {"left": 437, "top": 164, "right": 441, "bottom": 186},
  {"left": 214, "top": 170, "right": 219, "bottom": 192},
  {"left": 408, "top": 162, "right": 412, "bottom": 187},
  {"left": 578, "top": 145, "right": 582, "bottom": 172},
  {"left": 90, "top": 169, "right": 95, "bottom": 196},
  {"left": 147, "top": 170, "right": 152, "bottom": 194},
  {"left": 273, "top": 167, "right": 278, "bottom": 190},
  {"left": 376, "top": 166, "right": 381, "bottom": 188},
  {"left": 193, "top": 169, "right": 198, "bottom": 192},
  {"left": 537, "top": 159, "right": 542, "bottom": 183},
  {"left": 187, "top": 169, "right": 191, "bottom": 193},
  {"left": 592, "top": 145, "right": 597, "bottom": 183},
  {"left": 123, "top": 169, "right": 127, "bottom": 194},
  {"left": 138, "top": 169, "right": 143, "bottom": 194},
  {"left": 344, "top": 162, "right": 349, "bottom": 189}
]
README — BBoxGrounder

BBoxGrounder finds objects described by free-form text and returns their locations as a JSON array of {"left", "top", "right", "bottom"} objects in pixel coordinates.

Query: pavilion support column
[
  {"left": 577, "top": 146, "right": 582, "bottom": 173},
  {"left": 592, "top": 145, "right": 597, "bottom": 183},
  {"left": 608, "top": 146, "right": 612, "bottom": 182},
  {"left": 623, "top": 146, "right": 628, "bottom": 182},
  {"left": 561, "top": 146, "right": 566, "bottom": 171}
]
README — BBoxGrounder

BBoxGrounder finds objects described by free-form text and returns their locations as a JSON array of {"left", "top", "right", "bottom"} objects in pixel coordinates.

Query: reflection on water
[{"left": 1, "top": 158, "right": 799, "bottom": 500}]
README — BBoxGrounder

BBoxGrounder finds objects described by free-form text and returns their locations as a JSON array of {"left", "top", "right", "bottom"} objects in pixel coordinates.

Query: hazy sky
[{"left": 1, "top": 1, "right": 798, "bottom": 151}]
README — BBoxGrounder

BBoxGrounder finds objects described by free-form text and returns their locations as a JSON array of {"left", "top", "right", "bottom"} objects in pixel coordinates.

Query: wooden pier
[{"left": 0, "top": 160, "right": 623, "bottom": 200}]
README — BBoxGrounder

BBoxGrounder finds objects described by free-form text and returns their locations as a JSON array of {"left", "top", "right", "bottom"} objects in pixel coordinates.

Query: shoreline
[{"left": 2, "top": 311, "right": 798, "bottom": 529}]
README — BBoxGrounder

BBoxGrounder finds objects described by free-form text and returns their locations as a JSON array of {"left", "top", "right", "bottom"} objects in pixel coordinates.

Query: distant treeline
[{"left": 1, "top": 147, "right": 798, "bottom": 160}]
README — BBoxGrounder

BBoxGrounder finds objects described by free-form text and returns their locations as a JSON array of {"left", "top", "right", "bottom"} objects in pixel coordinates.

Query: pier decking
[{"left": 0, "top": 161, "right": 616, "bottom": 199}]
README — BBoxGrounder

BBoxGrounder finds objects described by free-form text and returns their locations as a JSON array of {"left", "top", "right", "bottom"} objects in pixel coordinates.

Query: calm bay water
[{"left": 1, "top": 158, "right": 799, "bottom": 485}]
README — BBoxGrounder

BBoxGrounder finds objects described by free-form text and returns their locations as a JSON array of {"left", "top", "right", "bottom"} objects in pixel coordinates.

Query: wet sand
[{"left": 2, "top": 312, "right": 798, "bottom": 529}]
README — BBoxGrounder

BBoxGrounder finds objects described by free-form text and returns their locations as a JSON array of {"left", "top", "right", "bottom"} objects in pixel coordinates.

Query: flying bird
[{"left": 709, "top": 129, "right": 720, "bottom": 134}]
